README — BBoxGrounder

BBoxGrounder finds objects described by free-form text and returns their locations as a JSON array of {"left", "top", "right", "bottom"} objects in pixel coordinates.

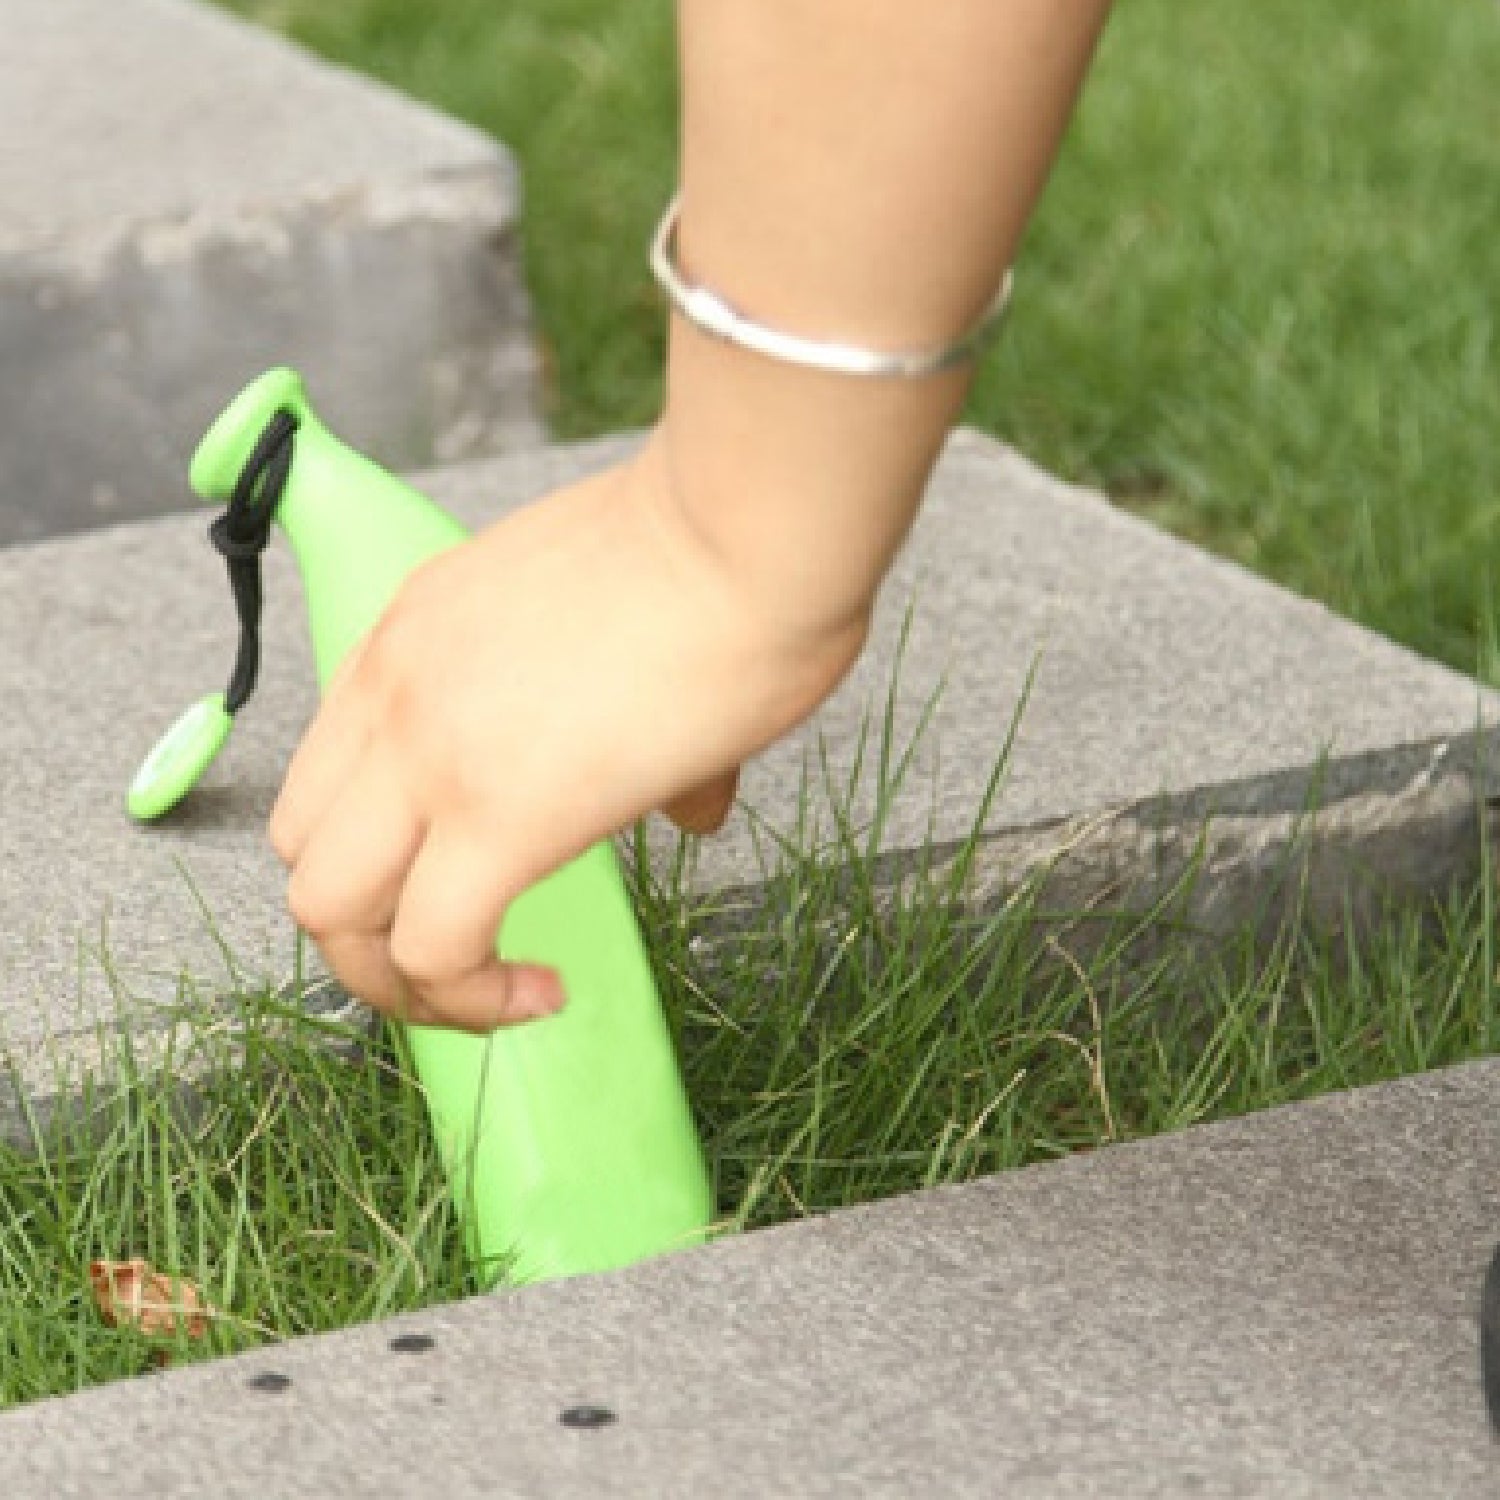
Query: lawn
[
  {"left": 4, "top": 0, "right": 1497, "bottom": 1406},
  {"left": 222, "top": 0, "right": 1500, "bottom": 675},
  {"left": 5, "top": 744, "right": 1499, "bottom": 1405}
]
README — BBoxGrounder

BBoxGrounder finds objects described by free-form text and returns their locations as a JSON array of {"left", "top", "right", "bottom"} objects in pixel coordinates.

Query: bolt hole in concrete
[
  {"left": 248, "top": 1371, "right": 292, "bottom": 1394},
  {"left": 1481, "top": 1246, "right": 1500, "bottom": 1433},
  {"left": 559, "top": 1405, "right": 618, "bottom": 1430},
  {"left": 389, "top": 1333, "right": 436, "bottom": 1353}
]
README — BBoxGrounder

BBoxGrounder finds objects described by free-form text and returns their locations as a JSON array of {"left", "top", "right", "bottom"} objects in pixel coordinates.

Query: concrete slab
[
  {"left": 0, "top": 0, "right": 540, "bottom": 542},
  {"left": 1, "top": 428, "right": 1495, "bottom": 1137},
  {"left": 4, "top": 1057, "right": 1498, "bottom": 1497}
]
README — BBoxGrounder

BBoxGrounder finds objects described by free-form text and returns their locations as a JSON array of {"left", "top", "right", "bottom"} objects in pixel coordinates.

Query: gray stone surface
[
  {"left": 1, "top": 428, "right": 1496, "bottom": 1137},
  {"left": 5, "top": 1058, "right": 1499, "bottom": 1497},
  {"left": 0, "top": 0, "right": 540, "bottom": 542}
]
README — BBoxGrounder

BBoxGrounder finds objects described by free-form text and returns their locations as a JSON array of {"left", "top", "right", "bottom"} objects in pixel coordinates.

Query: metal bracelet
[{"left": 649, "top": 194, "right": 1014, "bottom": 379}]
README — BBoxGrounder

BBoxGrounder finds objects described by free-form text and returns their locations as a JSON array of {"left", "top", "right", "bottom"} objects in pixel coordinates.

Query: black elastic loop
[{"left": 209, "top": 410, "right": 298, "bottom": 715}]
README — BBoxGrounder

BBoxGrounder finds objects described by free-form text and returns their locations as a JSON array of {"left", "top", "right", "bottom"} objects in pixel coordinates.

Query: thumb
[{"left": 387, "top": 821, "right": 566, "bottom": 1032}]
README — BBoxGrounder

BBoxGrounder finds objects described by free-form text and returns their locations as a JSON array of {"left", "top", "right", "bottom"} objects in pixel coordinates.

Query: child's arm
[
  {"left": 662, "top": 0, "right": 1113, "bottom": 632},
  {"left": 269, "top": 0, "right": 1114, "bottom": 1032}
]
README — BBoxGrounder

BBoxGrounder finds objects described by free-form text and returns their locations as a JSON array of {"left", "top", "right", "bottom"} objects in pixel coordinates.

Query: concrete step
[
  {"left": 0, "top": 0, "right": 541, "bottom": 544},
  {"left": 4, "top": 1056, "right": 1497, "bottom": 1497},
  {"left": 1, "top": 427, "right": 1494, "bottom": 1139}
]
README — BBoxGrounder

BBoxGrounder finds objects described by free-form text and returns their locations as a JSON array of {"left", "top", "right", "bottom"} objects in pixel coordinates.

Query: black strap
[{"left": 208, "top": 410, "right": 298, "bottom": 714}]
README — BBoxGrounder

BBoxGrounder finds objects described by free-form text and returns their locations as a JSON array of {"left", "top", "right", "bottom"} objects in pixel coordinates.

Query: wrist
[
  {"left": 625, "top": 424, "right": 882, "bottom": 651},
  {"left": 609, "top": 433, "right": 873, "bottom": 748},
  {"left": 640, "top": 251, "right": 972, "bottom": 652}
]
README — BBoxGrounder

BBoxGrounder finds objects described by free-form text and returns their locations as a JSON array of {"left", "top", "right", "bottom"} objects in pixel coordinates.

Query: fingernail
[{"left": 509, "top": 964, "right": 566, "bottom": 1021}]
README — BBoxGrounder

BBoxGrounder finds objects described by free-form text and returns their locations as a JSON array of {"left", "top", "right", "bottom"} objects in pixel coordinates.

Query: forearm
[{"left": 647, "top": 0, "right": 1113, "bottom": 638}]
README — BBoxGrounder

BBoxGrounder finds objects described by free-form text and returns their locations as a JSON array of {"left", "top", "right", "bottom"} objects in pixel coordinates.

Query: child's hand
[
  {"left": 267, "top": 438, "right": 866, "bottom": 1032},
  {"left": 267, "top": 0, "right": 1115, "bottom": 1034}
]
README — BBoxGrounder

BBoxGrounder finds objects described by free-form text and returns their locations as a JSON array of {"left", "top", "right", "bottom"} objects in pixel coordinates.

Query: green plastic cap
[
  {"left": 127, "top": 693, "right": 234, "bottom": 821},
  {"left": 189, "top": 367, "right": 309, "bottom": 503}
]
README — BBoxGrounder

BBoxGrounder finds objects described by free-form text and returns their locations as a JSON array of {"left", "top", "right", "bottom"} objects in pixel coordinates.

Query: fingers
[
  {"left": 281, "top": 743, "right": 565, "bottom": 1033},
  {"left": 285, "top": 749, "right": 423, "bottom": 937},
  {"left": 317, "top": 928, "right": 561, "bottom": 1033},
  {"left": 661, "top": 766, "right": 740, "bottom": 834},
  {"left": 281, "top": 749, "right": 426, "bottom": 1020},
  {"left": 387, "top": 823, "right": 566, "bottom": 1032},
  {"left": 314, "top": 930, "right": 434, "bottom": 1024},
  {"left": 268, "top": 648, "right": 372, "bottom": 865}
]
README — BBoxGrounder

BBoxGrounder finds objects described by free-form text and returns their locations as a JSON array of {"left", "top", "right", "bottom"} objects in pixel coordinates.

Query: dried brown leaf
[{"left": 89, "top": 1258, "right": 212, "bottom": 1339}]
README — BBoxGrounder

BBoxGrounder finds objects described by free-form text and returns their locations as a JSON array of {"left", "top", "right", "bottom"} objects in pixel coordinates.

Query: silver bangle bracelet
[{"left": 649, "top": 194, "right": 1014, "bottom": 379}]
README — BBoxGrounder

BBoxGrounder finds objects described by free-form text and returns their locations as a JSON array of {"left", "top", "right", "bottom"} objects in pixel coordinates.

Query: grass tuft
[{"left": 4, "top": 701, "right": 1497, "bottom": 1406}]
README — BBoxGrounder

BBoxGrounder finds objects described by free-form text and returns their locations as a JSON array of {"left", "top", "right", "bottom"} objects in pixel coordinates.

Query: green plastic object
[
  {"left": 189, "top": 368, "right": 714, "bottom": 1285},
  {"left": 128, "top": 692, "right": 234, "bottom": 821}
]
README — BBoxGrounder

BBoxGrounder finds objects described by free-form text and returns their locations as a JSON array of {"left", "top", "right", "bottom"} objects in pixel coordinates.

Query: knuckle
[
  {"left": 387, "top": 932, "right": 451, "bottom": 992},
  {"left": 267, "top": 809, "right": 299, "bottom": 866},
  {"left": 329, "top": 961, "right": 388, "bottom": 1019},
  {"left": 368, "top": 610, "right": 414, "bottom": 673},
  {"left": 359, "top": 617, "right": 421, "bottom": 708},
  {"left": 285, "top": 873, "right": 333, "bottom": 938}
]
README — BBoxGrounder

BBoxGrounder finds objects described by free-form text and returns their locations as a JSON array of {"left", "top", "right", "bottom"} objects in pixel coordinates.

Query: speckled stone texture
[{"left": 0, "top": 0, "right": 540, "bottom": 542}]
